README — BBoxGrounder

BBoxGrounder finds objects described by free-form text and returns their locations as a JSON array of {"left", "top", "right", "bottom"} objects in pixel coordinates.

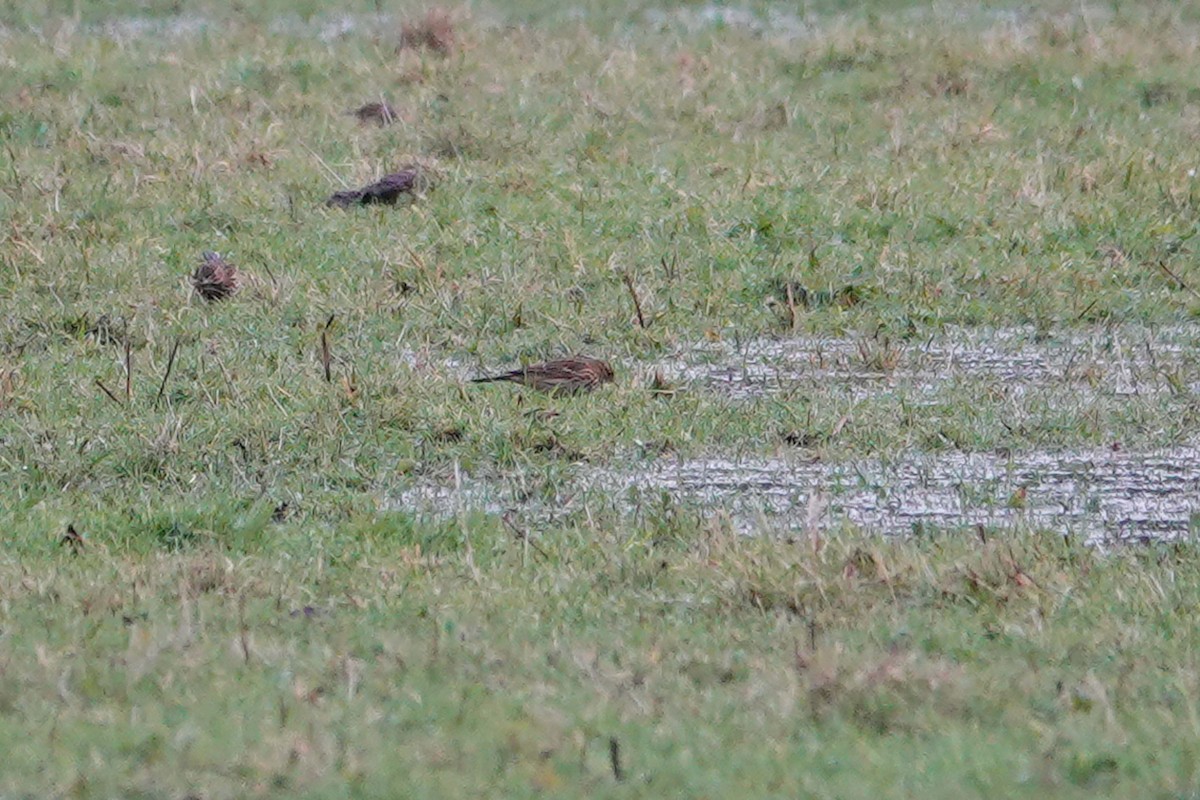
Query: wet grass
[{"left": 5, "top": 0, "right": 1200, "bottom": 795}]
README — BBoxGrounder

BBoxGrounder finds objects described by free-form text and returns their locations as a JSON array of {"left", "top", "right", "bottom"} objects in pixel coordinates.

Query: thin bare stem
[
  {"left": 1158, "top": 260, "right": 1200, "bottom": 299},
  {"left": 320, "top": 331, "right": 332, "bottom": 383},
  {"left": 155, "top": 338, "right": 181, "bottom": 406},
  {"left": 608, "top": 737, "right": 625, "bottom": 782},
  {"left": 124, "top": 336, "right": 132, "bottom": 402},
  {"left": 95, "top": 378, "right": 122, "bottom": 406},
  {"left": 622, "top": 272, "right": 647, "bottom": 329}
]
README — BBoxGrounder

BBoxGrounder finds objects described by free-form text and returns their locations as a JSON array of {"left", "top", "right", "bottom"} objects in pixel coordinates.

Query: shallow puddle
[
  {"left": 391, "top": 445, "right": 1200, "bottom": 543},
  {"left": 590, "top": 447, "right": 1200, "bottom": 542},
  {"left": 664, "top": 326, "right": 1200, "bottom": 401},
  {"left": 643, "top": 5, "right": 808, "bottom": 39}
]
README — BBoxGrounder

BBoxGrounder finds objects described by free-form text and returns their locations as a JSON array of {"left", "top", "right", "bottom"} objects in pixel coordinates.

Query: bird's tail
[{"left": 470, "top": 372, "right": 518, "bottom": 384}]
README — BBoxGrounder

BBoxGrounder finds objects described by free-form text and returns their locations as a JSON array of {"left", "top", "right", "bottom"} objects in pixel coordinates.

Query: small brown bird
[
  {"left": 192, "top": 251, "right": 239, "bottom": 301},
  {"left": 60, "top": 524, "right": 84, "bottom": 552},
  {"left": 353, "top": 101, "right": 398, "bottom": 126},
  {"left": 471, "top": 356, "right": 615, "bottom": 395},
  {"left": 327, "top": 165, "right": 431, "bottom": 208},
  {"left": 398, "top": 8, "right": 456, "bottom": 56}
]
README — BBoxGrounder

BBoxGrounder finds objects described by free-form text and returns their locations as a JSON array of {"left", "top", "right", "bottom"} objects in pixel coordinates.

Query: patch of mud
[
  {"left": 666, "top": 326, "right": 1200, "bottom": 401},
  {"left": 390, "top": 446, "right": 1200, "bottom": 543}
]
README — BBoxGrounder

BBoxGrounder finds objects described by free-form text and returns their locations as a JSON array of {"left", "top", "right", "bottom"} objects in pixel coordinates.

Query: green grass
[
  {"left": 5, "top": 0, "right": 1200, "bottom": 795},
  {"left": 6, "top": 527, "right": 1200, "bottom": 797}
]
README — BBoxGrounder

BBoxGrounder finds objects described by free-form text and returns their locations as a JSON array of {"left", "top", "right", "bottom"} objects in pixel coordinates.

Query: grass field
[{"left": 6, "top": 0, "right": 1200, "bottom": 796}]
